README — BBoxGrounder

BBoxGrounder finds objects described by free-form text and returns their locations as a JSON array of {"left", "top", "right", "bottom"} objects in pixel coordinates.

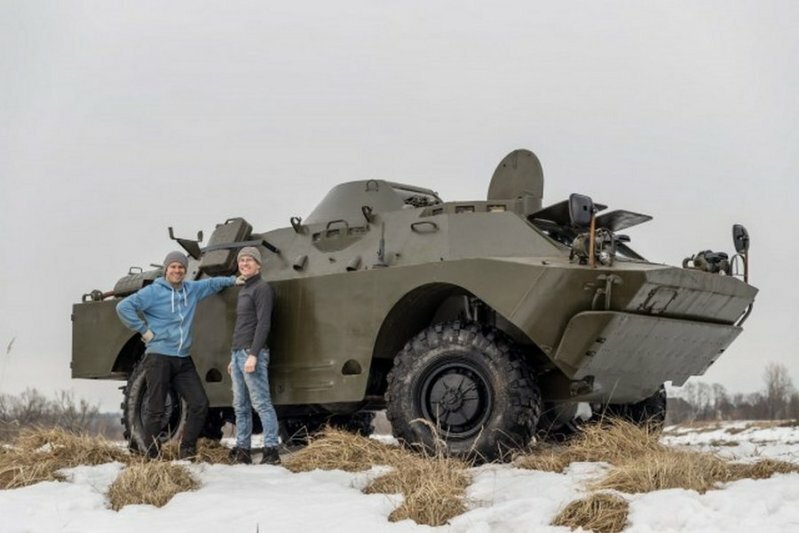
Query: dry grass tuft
[
  {"left": 514, "top": 445, "right": 572, "bottom": 473},
  {"left": 158, "top": 438, "right": 232, "bottom": 464},
  {"left": 283, "top": 427, "right": 407, "bottom": 473},
  {"left": 517, "top": 419, "right": 664, "bottom": 473},
  {"left": 284, "top": 427, "right": 470, "bottom": 527},
  {"left": 593, "top": 448, "right": 730, "bottom": 493},
  {"left": 387, "top": 472, "right": 469, "bottom": 526},
  {"left": 593, "top": 448, "right": 799, "bottom": 494},
  {"left": 107, "top": 460, "right": 199, "bottom": 510},
  {"left": 729, "top": 458, "right": 799, "bottom": 480},
  {"left": 516, "top": 418, "right": 799, "bottom": 496},
  {"left": 552, "top": 493, "right": 629, "bottom": 533},
  {"left": 366, "top": 454, "right": 470, "bottom": 526},
  {"left": 0, "top": 427, "right": 128, "bottom": 489},
  {"left": 566, "top": 419, "right": 665, "bottom": 464}
]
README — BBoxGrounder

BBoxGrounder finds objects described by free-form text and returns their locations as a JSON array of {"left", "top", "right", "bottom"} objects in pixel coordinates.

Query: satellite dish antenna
[{"left": 487, "top": 149, "right": 544, "bottom": 209}]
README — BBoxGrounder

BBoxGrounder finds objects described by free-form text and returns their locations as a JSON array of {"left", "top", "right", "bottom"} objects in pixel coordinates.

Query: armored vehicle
[{"left": 72, "top": 149, "right": 757, "bottom": 460}]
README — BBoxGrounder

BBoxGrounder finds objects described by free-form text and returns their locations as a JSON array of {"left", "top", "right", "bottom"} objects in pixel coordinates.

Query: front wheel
[{"left": 386, "top": 322, "right": 541, "bottom": 462}]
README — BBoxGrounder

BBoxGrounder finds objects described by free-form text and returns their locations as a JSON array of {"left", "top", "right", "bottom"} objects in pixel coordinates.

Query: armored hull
[{"left": 72, "top": 149, "right": 757, "bottom": 459}]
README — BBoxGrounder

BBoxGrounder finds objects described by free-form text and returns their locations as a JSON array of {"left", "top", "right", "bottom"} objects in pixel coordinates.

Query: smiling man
[
  {"left": 116, "top": 250, "right": 237, "bottom": 459},
  {"left": 228, "top": 246, "right": 280, "bottom": 465}
]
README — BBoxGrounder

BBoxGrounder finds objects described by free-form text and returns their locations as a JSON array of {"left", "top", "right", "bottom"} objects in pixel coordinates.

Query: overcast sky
[{"left": 1, "top": 1, "right": 797, "bottom": 411}]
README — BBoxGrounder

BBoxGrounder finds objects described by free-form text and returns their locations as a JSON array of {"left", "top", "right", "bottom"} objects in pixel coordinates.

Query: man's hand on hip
[
  {"left": 244, "top": 354, "right": 257, "bottom": 373},
  {"left": 142, "top": 330, "right": 154, "bottom": 344}
]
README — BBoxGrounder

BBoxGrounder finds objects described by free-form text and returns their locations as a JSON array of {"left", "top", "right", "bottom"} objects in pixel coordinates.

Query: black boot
[
  {"left": 178, "top": 445, "right": 197, "bottom": 461},
  {"left": 229, "top": 447, "right": 252, "bottom": 464},
  {"left": 260, "top": 446, "right": 281, "bottom": 465}
]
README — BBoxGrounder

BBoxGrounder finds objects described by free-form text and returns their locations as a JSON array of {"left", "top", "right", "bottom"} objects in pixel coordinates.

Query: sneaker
[
  {"left": 229, "top": 447, "right": 252, "bottom": 464},
  {"left": 260, "top": 446, "right": 281, "bottom": 465}
]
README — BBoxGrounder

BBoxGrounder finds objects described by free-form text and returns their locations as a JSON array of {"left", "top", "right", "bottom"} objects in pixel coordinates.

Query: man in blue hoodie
[{"left": 117, "top": 250, "right": 237, "bottom": 459}]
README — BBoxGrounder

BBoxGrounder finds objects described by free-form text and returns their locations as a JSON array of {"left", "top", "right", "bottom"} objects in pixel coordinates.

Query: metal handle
[{"left": 325, "top": 219, "right": 349, "bottom": 237}]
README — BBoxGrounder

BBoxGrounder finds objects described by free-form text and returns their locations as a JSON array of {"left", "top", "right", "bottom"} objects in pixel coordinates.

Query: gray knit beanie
[
  {"left": 163, "top": 250, "right": 189, "bottom": 269},
  {"left": 237, "top": 246, "right": 262, "bottom": 265}
]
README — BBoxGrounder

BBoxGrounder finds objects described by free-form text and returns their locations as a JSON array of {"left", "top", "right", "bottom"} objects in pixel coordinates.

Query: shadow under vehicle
[{"left": 72, "top": 149, "right": 757, "bottom": 460}]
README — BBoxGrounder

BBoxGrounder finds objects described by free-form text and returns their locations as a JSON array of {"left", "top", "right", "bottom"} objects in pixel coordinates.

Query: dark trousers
[{"left": 143, "top": 353, "right": 209, "bottom": 452}]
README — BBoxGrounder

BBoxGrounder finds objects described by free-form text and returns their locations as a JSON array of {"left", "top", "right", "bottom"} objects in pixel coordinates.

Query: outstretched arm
[{"left": 192, "top": 275, "right": 236, "bottom": 300}]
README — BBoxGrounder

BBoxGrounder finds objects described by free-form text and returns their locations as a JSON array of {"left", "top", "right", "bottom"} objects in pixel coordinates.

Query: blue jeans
[{"left": 230, "top": 348, "right": 279, "bottom": 448}]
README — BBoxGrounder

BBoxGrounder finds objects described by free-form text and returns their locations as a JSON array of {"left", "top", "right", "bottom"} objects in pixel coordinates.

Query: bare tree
[
  {"left": 0, "top": 389, "right": 103, "bottom": 441},
  {"left": 763, "top": 363, "right": 795, "bottom": 419}
]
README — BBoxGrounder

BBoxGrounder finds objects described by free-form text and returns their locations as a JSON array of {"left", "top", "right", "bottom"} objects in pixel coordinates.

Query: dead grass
[
  {"left": 730, "top": 459, "right": 799, "bottom": 480},
  {"left": 0, "top": 427, "right": 128, "bottom": 489},
  {"left": 517, "top": 418, "right": 799, "bottom": 496},
  {"left": 159, "top": 438, "right": 232, "bottom": 464},
  {"left": 284, "top": 427, "right": 470, "bottom": 526},
  {"left": 107, "top": 460, "right": 199, "bottom": 510},
  {"left": 593, "top": 448, "right": 731, "bottom": 493},
  {"left": 514, "top": 444, "right": 572, "bottom": 473},
  {"left": 365, "top": 454, "right": 470, "bottom": 525},
  {"left": 551, "top": 493, "right": 629, "bottom": 533},
  {"left": 283, "top": 427, "right": 408, "bottom": 473},
  {"left": 516, "top": 419, "right": 664, "bottom": 473},
  {"left": 594, "top": 449, "right": 799, "bottom": 494}
]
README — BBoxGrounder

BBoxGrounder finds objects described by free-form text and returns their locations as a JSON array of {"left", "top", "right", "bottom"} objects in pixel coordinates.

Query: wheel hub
[{"left": 419, "top": 358, "right": 492, "bottom": 439}]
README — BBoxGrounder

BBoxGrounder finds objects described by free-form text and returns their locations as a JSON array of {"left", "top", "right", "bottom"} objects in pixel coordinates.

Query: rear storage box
[{"left": 200, "top": 217, "right": 253, "bottom": 275}]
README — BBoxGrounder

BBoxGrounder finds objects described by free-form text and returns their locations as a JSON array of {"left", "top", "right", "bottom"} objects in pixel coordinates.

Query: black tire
[
  {"left": 201, "top": 407, "right": 228, "bottom": 441},
  {"left": 385, "top": 321, "right": 541, "bottom": 462},
  {"left": 536, "top": 401, "right": 593, "bottom": 442},
  {"left": 121, "top": 360, "right": 226, "bottom": 451},
  {"left": 600, "top": 384, "right": 667, "bottom": 431}
]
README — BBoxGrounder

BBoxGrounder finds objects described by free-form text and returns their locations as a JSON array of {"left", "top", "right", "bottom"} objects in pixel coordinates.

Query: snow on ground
[
  {"left": 662, "top": 421, "right": 799, "bottom": 464},
  {"left": 1, "top": 422, "right": 798, "bottom": 533}
]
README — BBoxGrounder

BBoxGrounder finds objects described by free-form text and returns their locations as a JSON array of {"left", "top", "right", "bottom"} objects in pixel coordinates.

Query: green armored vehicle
[{"left": 72, "top": 149, "right": 756, "bottom": 460}]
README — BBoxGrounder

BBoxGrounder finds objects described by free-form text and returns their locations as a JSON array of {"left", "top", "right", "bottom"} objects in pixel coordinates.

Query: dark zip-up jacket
[{"left": 232, "top": 275, "right": 274, "bottom": 355}]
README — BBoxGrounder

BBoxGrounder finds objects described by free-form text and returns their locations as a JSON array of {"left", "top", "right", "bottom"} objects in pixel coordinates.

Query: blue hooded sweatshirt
[{"left": 116, "top": 276, "right": 235, "bottom": 357}]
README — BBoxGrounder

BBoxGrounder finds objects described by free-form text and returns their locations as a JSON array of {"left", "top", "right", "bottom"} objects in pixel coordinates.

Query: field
[{"left": 0, "top": 420, "right": 797, "bottom": 532}]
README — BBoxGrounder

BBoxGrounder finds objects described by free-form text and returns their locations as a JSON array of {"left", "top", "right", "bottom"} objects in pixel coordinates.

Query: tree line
[
  {"left": 667, "top": 362, "right": 799, "bottom": 423},
  {"left": 0, "top": 389, "right": 121, "bottom": 441},
  {"left": 2, "top": 363, "right": 797, "bottom": 440}
]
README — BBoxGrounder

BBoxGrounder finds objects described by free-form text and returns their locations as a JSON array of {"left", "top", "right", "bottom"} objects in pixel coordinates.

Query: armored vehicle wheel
[
  {"left": 536, "top": 401, "right": 594, "bottom": 442},
  {"left": 601, "top": 384, "right": 667, "bottom": 431},
  {"left": 121, "top": 360, "right": 226, "bottom": 451},
  {"left": 386, "top": 321, "right": 540, "bottom": 462}
]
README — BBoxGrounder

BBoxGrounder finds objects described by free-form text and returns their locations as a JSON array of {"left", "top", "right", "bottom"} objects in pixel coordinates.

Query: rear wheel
[
  {"left": 600, "top": 385, "right": 667, "bottom": 431},
  {"left": 121, "top": 360, "right": 225, "bottom": 451},
  {"left": 536, "top": 401, "right": 593, "bottom": 441},
  {"left": 386, "top": 321, "right": 540, "bottom": 462}
]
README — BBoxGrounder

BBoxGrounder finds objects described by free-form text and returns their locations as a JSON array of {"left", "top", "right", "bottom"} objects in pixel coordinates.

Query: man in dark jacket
[
  {"left": 228, "top": 246, "right": 280, "bottom": 465},
  {"left": 117, "top": 251, "right": 236, "bottom": 459}
]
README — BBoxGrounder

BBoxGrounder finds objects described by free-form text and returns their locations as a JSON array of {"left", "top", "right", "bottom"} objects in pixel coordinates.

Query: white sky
[{"left": 1, "top": 1, "right": 797, "bottom": 410}]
